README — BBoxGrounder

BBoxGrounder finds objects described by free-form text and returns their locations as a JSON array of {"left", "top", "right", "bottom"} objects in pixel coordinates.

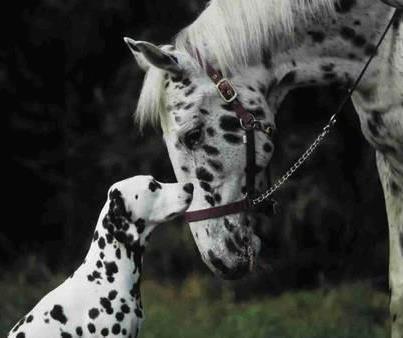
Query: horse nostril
[{"left": 183, "top": 183, "right": 194, "bottom": 194}]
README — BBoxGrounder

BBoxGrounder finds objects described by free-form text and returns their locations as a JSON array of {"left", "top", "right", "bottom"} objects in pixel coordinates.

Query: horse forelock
[{"left": 136, "top": 0, "right": 337, "bottom": 130}]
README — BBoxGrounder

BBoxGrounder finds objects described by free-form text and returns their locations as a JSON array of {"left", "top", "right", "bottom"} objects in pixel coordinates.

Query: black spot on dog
[
  {"left": 104, "top": 261, "right": 118, "bottom": 281},
  {"left": 184, "top": 103, "right": 195, "bottom": 110},
  {"left": 112, "top": 323, "right": 121, "bottom": 335},
  {"left": 101, "top": 328, "right": 109, "bottom": 336},
  {"left": 135, "top": 308, "right": 143, "bottom": 318},
  {"left": 116, "top": 312, "right": 124, "bottom": 321},
  {"left": 87, "top": 323, "right": 96, "bottom": 333},
  {"left": 100, "top": 297, "right": 113, "bottom": 315},
  {"left": 121, "top": 304, "right": 130, "bottom": 314},
  {"left": 88, "top": 308, "right": 99, "bottom": 319},
  {"left": 115, "top": 248, "right": 121, "bottom": 259},
  {"left": 96, "top": 260, "right": 103, "bottom": 268},
  {"left": 135, "top": 218, "right": 146, "bottom": 234},
  {"left": 200, "top": 109, "right": 210, "bottom": 115},
  {"left": 321, "top": 63, "right": 335, "bottom": 72},
  {"left": 93, "top": 231, "right": 99, "bottom": 241},
  {"left": 26, "top": 315, "right": 33, "bottom": 323},
  {"left": 220, "top": 115, "right": 241, "bottom": 132},
  {"left": 149, "top": 180, "right": 162, "bottom": 192},
  {"left": 181, "top": 166, "right": 189, "bottom": 172},
  {"left": 16, "top": 333, "right": 25, "bottom": 338},
  {"left": 61, "top": 333, "right": 72, "bottom": 338},
  {"left": 203, "top": 145, "right": 220, "bottom": 156},
  {"left": 390, "top": 181, "right": 401, "bottom": 196},
  {"left": 108, "top": 290, "right": 118, "bottom": 300},
  {"left": 214, "top": 193, "right": 222, "bottom": 203},
  {"left": 98, "top": 237, "right": 106, "bottom": 250},
  {"left": 76, "top": 327, "right": 83, "bottom": 336},
  {"left": 223, "top": 134, "right": 242, "bottom": 144},
  {"left": 196, "top": 167, "right": 214, "bottom": 182},
  {"left": 185, "top": 86, "right": 196, "bottom": 96},
  {"left": 336, "top": 0, "right": 356, "bottom": 13},
  {"left": 50, "top": 305, "right": 67, "bottom": 324}
]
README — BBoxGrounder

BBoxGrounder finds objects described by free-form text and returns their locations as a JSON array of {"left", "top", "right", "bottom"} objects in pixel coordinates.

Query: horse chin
[{"left": 189, "top": 218, "right": 261, "bottom": 280}]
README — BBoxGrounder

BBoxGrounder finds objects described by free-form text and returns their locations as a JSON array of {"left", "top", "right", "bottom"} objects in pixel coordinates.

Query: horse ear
[{"left": 123, "top": 37, "right": 181, "bottom": 74}]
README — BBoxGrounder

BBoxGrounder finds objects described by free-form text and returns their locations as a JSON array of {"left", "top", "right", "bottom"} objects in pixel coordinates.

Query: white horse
[{"left": 125, "top": 0, "right": 403, "bottom": 336}]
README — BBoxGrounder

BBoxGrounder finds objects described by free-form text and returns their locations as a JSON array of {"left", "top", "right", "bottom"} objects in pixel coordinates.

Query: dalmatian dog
[{"left": 8, "top": 175, "right": 194, "bottom": 338}]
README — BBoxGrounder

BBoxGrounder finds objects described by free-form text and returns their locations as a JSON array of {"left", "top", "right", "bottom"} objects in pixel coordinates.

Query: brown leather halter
[
  {"left": 183, "top": 9, "right": 400, "bottom": 223},
  {"left": 184, "top": 51, "right": 277, "bottom": 223}
]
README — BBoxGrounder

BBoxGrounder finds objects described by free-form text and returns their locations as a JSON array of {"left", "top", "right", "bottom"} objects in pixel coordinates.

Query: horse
[{"left": 125, "top": 0, "right": 403, "bottom": 336}]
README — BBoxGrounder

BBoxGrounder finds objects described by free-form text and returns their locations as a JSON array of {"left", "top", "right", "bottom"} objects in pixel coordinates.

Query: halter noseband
[{"left": 184, "top": 50, "right": 277, "bottom": 223}]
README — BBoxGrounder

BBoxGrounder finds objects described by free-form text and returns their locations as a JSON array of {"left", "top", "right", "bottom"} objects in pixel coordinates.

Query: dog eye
[{"left": 183, "top": 126, "right": 203, "bottom": 149}]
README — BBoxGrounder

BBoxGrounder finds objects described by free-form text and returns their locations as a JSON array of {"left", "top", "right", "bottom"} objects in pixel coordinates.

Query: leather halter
[{"left": 184, "top": 51, "right": 276, "bottom": 223}]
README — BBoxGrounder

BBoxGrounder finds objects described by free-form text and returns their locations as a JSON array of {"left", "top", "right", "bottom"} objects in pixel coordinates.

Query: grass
[{"left": 0, "top": 269, "right": 390, "bottom": 338}]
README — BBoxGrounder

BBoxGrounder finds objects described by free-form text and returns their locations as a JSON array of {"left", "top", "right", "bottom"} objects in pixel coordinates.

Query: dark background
[{"left": 5, "top": 0, "right": 388, "bottom": 295}]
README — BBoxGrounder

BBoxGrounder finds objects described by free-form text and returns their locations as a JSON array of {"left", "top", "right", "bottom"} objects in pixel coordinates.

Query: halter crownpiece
[{"left": 184, "top": 9, "right": 399, "bottom": 223}]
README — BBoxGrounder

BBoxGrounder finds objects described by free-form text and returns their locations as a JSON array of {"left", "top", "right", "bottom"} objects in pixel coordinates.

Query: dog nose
[{"left": 183, "top": 183, "right": 194, "bottom": 194}]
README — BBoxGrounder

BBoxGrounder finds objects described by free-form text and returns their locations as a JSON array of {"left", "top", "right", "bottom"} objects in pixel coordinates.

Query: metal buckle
[{"left": 216, "top": 78, "right": 238, "bottom": 103}]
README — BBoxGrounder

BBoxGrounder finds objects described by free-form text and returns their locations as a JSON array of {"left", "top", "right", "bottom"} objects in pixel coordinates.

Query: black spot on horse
[
  {"left": 149, "top": 180, "right": 162, "bottom": 192},
  {"left": 335, "top": 0, "right": 356, "bottom": 13},
  {"left": 340, "top": 26, "right": 356, "bottom": 40},
  {"left": 207, "top": 250, "right": 231, "bottom": 275},
  {"left": 206, "top": 127, "right": 216, "bottom": 137},
  {"left": 225, "top": 237, "right": 240, "bottom": 255},
  {"left": 205, "top": 195, "right": 215, "bottom": 206},
  {"left": 181, "top": 166, "right": 190, "bottom": 172},
  {"left": 220, "top": 115, "right": 241, "bottom": 132},
  {"left": 263, "top": 143, "right": 273, "bottom": 153},
  {"left": 353, "top": 35, "right": 366, "bottom": 47},
  {"left": 196, "top": 167, "right": 214, "bottom": 182},
  {"left": 365, "top": 44, "right": 377, "bottom": 56},
  {"left": 200, "top": 109, "right": 210, "bottom": 115},
  {"left": 308, "top": 31, "right": 325, "bottom": 43},
  {"left": 200, "top": 181, "right": 212, "bottom": 192},
  {"left": 50, "top": 305, "right": 67, "bottom": 324},
  {"left": 203, "top": 145, "right": 220, "bottom": 156},
  {"left": 208, "top": 159, "right": 223, "bottom": 172},
  {"left": 223, "top": 134, "right": 242, "bottom": 144},
  {"left": 281, "top": 71, "right": 297, "bottom": 86},
  {"left": 183, "top": 183, "right": 194, "bottom": 194}
]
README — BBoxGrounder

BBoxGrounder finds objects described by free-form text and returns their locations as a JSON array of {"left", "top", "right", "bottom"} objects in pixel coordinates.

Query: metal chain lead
[
  {"left": 251, "top": 9, "right": 399, "bottom": 207},
  {"left": 252, "top": 114, "right": 336, "bottom": 205}
]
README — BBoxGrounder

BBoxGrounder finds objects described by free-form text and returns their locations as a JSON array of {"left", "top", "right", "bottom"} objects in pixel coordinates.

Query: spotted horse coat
[
  {"left": 127, "top": 0, "right": 402, "bottom": 336},
  {"left": 8, "top": 176, "right": 193, "bottom": 338}
]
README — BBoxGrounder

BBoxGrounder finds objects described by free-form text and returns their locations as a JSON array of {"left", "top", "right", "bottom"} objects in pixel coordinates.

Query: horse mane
[{"left": 136, "top": 0, "right": 337, "bottom": 129}]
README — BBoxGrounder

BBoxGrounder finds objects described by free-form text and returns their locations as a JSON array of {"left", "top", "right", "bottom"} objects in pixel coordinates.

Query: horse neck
[
  {"left": 83, "top": 204, "right": 142, "bottom": 286},
  {"left": 264, "top": 2, "right": 395, "bottom": 110}
]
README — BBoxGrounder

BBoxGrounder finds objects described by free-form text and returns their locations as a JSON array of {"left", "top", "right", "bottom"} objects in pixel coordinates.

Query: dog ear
[
  {"left": 106, "top": 189, "right": 140, "bottom": 245},
  {"left": 124, "top": 37, "right": 181, "bottom": 75}
]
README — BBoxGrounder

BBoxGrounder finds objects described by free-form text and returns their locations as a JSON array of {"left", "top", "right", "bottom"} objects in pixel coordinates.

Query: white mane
[{"left": 136, "top": 0, "right": 337, "bottom": 128}]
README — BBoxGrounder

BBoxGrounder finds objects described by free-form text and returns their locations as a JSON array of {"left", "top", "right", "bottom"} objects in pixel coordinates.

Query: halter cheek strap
[{"left": 184, "top": 50, "right": 276, "bottom": 223}]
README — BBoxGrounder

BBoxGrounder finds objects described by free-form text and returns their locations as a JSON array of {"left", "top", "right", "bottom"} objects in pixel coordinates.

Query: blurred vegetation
[
  {"left": 6, "top": 0, "right": 389, "bottom": 323},
  {"left": 1, "top": 266, "right": 389, "bottom": 337}
]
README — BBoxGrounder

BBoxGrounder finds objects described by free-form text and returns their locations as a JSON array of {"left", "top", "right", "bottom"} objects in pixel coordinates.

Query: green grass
[{"left": 1, "top": 271, "right": 389, "bottom": 338}]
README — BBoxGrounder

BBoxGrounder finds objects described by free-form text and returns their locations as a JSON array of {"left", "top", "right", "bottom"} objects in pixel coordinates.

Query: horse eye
[{"left": 184, "top": 127, "right": 203, "bottom": 149}]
